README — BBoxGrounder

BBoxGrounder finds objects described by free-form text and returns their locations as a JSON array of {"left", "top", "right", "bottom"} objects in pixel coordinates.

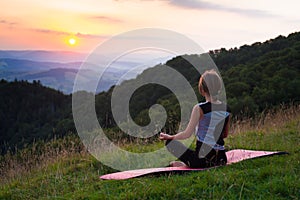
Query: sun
[{"left": 68, "top": 37, "right": 77, "bottom": 46}]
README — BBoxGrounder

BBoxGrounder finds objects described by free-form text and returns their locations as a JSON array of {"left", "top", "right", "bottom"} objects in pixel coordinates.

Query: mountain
[
  {"left": 0, "top": 58, "right": 162, "bottom": 94},
  {"left": 0, "top": 58, "right": 88, "bottom": 93},
  {"left": 0, "top": 50, "right": 172, "bottom": 93},
  {"left": 0, "top": 50, "right": 87, "bottom": 63}
]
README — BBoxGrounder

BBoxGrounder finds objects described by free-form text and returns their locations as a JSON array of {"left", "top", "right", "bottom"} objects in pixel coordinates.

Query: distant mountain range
[
  {"left": 0, "top": 50, "right": 172, "bottom": 93},
  {"left": 0, "top": 50, "right": 87, "bottom": 63}
]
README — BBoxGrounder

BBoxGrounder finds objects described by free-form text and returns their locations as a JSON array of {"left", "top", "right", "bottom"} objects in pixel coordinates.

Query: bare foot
[{"left": 169, "top": 161, "right": 187, "bottom": 167}]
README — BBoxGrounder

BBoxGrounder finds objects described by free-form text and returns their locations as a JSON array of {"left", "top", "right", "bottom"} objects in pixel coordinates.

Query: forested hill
[
  {"left": 1, "top": 31, "right": 300, "bottom": 153},
  {"left": 0, "top": 80, "right": 74, "bottom": 154},
  {"left": 212, "top": 32, "right": 300, "bottom": 115},
  {"left": 182, "top": 32, "right": 300, "bottom": 111}
]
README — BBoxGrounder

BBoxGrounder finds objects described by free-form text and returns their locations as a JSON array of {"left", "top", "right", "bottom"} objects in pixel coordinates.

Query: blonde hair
[{"left": 198, "top": 69, "right": 222, "bottom": 99}]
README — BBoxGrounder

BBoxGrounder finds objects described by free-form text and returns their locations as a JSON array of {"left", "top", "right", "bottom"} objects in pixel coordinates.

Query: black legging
[{"left": 166, "top": 139, "right": 227, "bottom": 168}]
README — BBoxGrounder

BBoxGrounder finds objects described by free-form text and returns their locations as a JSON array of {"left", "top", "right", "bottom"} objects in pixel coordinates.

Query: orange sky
[{"left": 1, "top": 0, "right": 300, "bottom": 53}]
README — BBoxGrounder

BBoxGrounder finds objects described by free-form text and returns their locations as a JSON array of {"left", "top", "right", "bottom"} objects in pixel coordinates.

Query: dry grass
[
  {"left": 0, "top": 136, "right": 87, "bottom": 185},
  {"left": 231, "top": 104, "right": 300, "bottom": 135}
]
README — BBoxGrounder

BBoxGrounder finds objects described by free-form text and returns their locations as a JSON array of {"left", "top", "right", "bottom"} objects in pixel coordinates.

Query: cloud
[
  {"left": 75, "top": 32, "right": 109, "bottom": 39},
  {"left": 31, "top": 28, "right": 109, "bottom": 39},
  {"left": 31, "top": 28, "right": 64, "bottom": 35},
  {"left": 88, "top": 15, "right": 123, "bottom": 23},
  {"left": 169, "top": 0, "right": 278, "bottom": 18},
  {"left": 0, "top": 19, "right": 18, "bottom": 26},
  {"left": 0, "top": 18, "right": 109, "bottom": 40}
]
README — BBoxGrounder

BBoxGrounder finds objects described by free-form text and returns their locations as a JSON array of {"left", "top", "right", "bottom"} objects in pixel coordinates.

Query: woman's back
[{"left": 196, "top": 101, "right": 230, "bottom": 150}]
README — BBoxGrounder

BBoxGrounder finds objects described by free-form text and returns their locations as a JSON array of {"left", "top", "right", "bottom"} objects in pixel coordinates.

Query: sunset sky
[{"left": 1, "top": 0, "right": 300, "bottom": 53}]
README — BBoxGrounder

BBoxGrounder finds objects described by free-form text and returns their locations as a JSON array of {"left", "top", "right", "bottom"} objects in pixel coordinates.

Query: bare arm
[{"left": 160, "top": 104, "right": 201, "bottom": 140}]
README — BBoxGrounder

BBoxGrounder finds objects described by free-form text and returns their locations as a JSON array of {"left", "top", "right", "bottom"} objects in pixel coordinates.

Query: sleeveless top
[{"left": 196, "top": 101, "right": 230, "bottom": 150}]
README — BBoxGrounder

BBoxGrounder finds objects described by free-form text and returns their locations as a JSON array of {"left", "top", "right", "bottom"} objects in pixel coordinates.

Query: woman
[{"left": 159, "top": 69, "right": 230, "bottom": 168}]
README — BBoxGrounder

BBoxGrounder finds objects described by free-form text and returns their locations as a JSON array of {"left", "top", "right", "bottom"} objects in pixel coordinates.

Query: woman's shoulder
[{"left": 198, "top": 101, "right": 209, "bottom": 106}]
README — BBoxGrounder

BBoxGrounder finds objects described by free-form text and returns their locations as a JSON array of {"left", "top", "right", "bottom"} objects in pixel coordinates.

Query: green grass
[{"left": 0, "top": 109, "right": 299, "bottom": 199}]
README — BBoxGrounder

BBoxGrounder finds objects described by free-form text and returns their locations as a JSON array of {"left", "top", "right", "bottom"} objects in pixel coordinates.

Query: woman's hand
[{"left": 159, "top": 132, "right": 174, "bottom": 140}]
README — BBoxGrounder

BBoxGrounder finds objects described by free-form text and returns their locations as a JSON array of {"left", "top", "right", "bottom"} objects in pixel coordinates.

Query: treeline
[
  {"left": 0, "top": 80, "right": 75, "bottom": 154},
  {"left": 1, "top": 31, "right": 299, "bottom": 153},
  {"left": 212, "top": 32, "right": 300, "bottom": 116}
]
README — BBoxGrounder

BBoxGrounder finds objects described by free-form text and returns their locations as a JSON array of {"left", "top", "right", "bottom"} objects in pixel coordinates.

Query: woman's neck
[{"left": 205, "top": 95, "right": 221, "bottom": 104}]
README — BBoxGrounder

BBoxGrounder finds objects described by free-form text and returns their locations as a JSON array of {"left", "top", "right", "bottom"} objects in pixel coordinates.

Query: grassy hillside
[{"left": 1, "top": 105, "right": 299, "bottom": 199}]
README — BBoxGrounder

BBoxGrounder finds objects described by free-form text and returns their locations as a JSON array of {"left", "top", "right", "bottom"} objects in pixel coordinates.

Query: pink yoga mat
[{"left": 100, "top": 149, "right": 287, "bottom": 180}]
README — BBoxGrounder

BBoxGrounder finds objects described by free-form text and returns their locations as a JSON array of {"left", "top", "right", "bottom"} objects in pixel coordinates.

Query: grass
[{"left": 0, "top": 105, "right": 299, "bottom": 199}]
